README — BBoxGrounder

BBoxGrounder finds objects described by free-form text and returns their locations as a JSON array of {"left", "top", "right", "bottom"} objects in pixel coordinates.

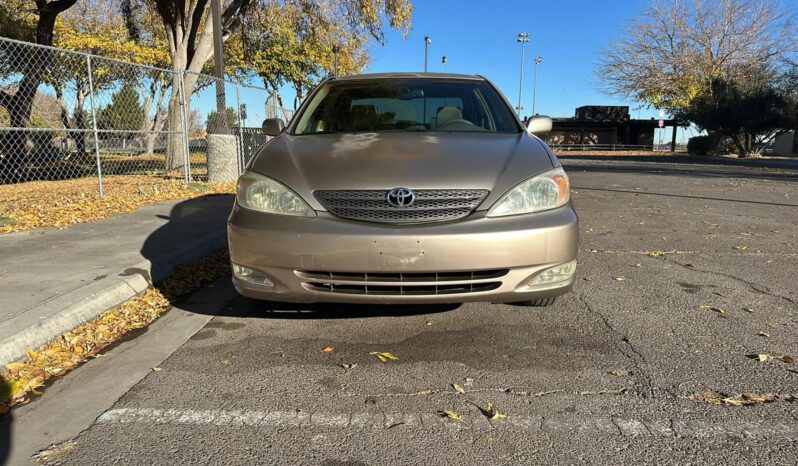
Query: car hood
[{"left": 248, "top": 132, "right": 556, "bottom": 211}]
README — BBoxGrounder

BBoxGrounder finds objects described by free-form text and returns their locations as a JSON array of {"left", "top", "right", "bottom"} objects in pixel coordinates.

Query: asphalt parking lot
[{"left": 19, "top": 157, "right": 798, "bottom": 464}]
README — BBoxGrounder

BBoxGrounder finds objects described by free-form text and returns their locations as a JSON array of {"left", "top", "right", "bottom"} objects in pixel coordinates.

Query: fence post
[
  {"left": 177, "top": 70, "right": 191, "bottom": 183},
  {"left": 236, "top": 83, "right": 245, "bottom": 175},
  {"left": 86, "top": 54, "right": 104, "bottom": 199}
]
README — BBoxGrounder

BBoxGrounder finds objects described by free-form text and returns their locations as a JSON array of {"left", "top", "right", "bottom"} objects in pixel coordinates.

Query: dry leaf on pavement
[
  {"left": 323, "top": 346, "right": 334, "bottom": 353},
  {"left": 452, "top": 383, "right": 465, "bottom": 394},
  {"left": 369, "top": 351, "right": 399, "bottom": 363},
  {"left": 438, "top": 410, "right": 463, "bottom": 421},
  {"left": 485, "top": 402, "right": 508, "bottom": 420}
]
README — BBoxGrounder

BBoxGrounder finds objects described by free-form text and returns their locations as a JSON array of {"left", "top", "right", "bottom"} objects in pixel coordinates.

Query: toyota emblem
[{"left": 386, "top": 187, "right": 415, "bottom": 207}]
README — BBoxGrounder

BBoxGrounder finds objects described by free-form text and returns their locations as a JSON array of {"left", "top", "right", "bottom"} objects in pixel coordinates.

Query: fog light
[
  {"left": 529, "top": 260, "right": 576, "bottom": 286},
  {"left": 232, "top": 263, "right": 275, "bottom": 287}
]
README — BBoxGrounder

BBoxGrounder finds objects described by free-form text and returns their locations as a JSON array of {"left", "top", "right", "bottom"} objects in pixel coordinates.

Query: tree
[
  {"left": 205, "top": 107, "right": 239, "bottom": 134},
  {"left": 598, "top": 0, "right": 796, "bottom": 114},
  {"left": 129, "top": 0, "right": 413, "bottom": 170},
  {"left": 230, "top": 0, "right": 412, "bottom": 114},
  {"left": 678, "top": 74, "right": 798, "bottom": 156},
  {"left": 97, "top": 84, "right": 146, "bottom": 137},
  {"left": 0, "top": 0, "right": 78, "bottom": 180}
]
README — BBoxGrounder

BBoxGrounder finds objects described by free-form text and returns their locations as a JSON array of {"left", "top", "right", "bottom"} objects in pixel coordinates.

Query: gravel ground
[{"left": 44, "top": 158, "right": 798, "bottom": 465}]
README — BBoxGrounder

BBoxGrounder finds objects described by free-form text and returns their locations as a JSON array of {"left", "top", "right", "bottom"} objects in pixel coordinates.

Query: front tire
[{"left": 513, "top": 297, "right": 557, "bottom": 307}]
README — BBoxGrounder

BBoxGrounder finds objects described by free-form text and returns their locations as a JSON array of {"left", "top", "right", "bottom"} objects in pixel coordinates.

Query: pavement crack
[
  {"left": 663, "top": 256, "right": 798, "bottom": 305},
  {"left": 577, "top": 293, "right": 656, "bottom": 399}
]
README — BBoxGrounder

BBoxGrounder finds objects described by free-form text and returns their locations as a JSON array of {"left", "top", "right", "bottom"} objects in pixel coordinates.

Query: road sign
[{"left": 658, "top": 119, "right": 665, "bottom": 128}]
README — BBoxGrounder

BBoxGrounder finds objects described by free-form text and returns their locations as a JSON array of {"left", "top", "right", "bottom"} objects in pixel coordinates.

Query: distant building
[
  {"left": 542, "top": 106, "right": 686, "bottom": 149},
  {"left": 772, "top": 131, "right": 797, "bottom": 155}
]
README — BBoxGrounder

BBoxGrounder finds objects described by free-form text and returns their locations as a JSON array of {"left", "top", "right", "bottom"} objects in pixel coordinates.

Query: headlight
[
  {"left": 487, "top": 167, "right": 570, "bottom": 217},
  {"left": 236, "top": 172, "right": 315, "bottom": 217}
]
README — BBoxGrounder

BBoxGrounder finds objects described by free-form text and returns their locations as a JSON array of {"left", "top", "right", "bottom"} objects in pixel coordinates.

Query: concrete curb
[{"left": 0, "top": 231, "right": 227, "bottom": 368}]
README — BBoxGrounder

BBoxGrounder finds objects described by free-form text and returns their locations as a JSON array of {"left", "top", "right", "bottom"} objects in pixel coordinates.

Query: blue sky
[
  {"left": 361, "top": 0, "right": 697, "bottom": 142},
  {"left": 250, "top": 0, "right": 697, "bottom": 142},
  {"left": 367, "top": 0, "right": 654, "bottom": 119}
]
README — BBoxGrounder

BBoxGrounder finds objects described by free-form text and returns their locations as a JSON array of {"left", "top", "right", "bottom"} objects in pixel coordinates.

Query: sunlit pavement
[{"left": 23, "top": 158, "right": 798, "bottom": 464}]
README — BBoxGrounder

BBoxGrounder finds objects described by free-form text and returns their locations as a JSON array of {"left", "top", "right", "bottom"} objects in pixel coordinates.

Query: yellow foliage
[
  {"left": 0, "top": 249, "right": 231, "bottom": 413},
  {"left": 0, "top": 176, "right": 234, "bottom": 235}
]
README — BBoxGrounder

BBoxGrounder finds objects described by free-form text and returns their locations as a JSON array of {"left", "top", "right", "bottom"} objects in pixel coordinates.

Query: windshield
[{"left": 293, "top": 78, "right": 520, "bottom": 135}]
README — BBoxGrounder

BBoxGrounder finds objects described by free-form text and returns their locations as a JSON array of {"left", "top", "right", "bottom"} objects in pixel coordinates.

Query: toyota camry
[{"left": 227, "top": 73, "right": 578, "bottom": 306}]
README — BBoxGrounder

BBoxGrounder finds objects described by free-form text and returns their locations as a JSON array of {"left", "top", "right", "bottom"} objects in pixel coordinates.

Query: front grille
[
  {"left": 297, "top": 268, "right": 508, "bottom": 296},
  {"left": 314, "top": 189, "right": 489, "bottom": 224},
  {"left": 305, "top": 281, "right": 502, "bottom": 296}
]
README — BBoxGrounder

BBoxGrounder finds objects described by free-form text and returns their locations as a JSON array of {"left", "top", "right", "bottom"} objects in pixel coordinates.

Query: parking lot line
[{"left": 97, "top": 408, "right": 798, "bottom": 439}]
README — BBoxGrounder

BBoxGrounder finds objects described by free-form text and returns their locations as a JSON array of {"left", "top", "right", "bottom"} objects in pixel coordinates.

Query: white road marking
[{"left": 97, "top": 408, "right": 798, "bottom": 439}]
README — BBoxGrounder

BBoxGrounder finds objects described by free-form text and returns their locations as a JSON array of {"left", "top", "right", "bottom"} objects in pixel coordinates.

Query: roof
[{"left": 330, "top": 72, "right": 484, "bottom": 81}]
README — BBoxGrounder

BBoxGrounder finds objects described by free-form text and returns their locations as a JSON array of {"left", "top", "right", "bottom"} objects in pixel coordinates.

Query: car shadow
[
  {"left": 137, "top": 193, "right": 234, "bottom": 284},
  {"left": 0, "top": 373, "right": 11, "bottom": 464},
  {"left": 224, "top": 297, "right": 462, "bottom": 319}
]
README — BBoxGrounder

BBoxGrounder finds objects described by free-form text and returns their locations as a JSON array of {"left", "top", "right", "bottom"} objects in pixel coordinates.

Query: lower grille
[
  {"left": 297, "top": 269, "right": 508, "bottom": 282},
  {"left": 297, "top": 268, "right": 508, "bottom": 296},
  {"left": 305, "top": 281, "right": 501, "bottom": 296},
  {"left": 314, "top": 189, "right": 489, "bottom": 224}
]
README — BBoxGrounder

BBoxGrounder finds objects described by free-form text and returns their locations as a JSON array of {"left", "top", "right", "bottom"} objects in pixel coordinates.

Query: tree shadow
[{"left": 562, "top": 158, "right": 798, "bottom": 181}]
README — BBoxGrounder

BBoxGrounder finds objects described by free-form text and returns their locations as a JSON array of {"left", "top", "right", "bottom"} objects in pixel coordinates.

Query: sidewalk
[{"left": 0, "top": 194, "right": 234, "bottom": 366}]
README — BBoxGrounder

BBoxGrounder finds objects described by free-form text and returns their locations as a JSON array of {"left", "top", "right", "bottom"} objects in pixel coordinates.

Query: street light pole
[
  {"left": 424, "top": 36, "right": 432, "bottom": 72},
  {"left": 442, "top": 55, "right": 448, "bottom": 72},
  {"left": 516, "top": 32, "right": 530, "bottom": 116},
  {"left": 532, "top": 56, "right": 542, "bottom": 115}
]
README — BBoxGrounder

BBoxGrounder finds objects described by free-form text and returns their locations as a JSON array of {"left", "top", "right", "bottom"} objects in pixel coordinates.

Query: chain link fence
[{"left": 0, "top": 36, "right": 289, "bottom": 196}]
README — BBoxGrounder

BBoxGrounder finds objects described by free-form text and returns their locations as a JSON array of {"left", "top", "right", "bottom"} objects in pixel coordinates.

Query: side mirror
[
  {"left": 526, "top": 116, "right": 553, "bottom": 136},
  {"left": 262, "top": 118, "right": 285, "bottom": 136}
]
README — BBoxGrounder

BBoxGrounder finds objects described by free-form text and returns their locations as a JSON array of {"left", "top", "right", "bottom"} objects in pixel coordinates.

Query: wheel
[{"left": 513, "top": 297, "right": 557, "bottom": 307}]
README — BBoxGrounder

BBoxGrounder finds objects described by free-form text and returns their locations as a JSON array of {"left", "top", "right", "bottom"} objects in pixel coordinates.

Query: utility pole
[
  {"left": 211, "top": 0, "right": 229, "bottom": 133},
  {"left": 516, "top": 32, "right": 530, "bottom": 116},
  {"left": 442, "top": 55, "right": 448, "bottom": 72},
  {"left": 424, "top": 36, "right": 432, "bottom": 72},
  {"left": 532, "top": 56, "right": 542, "bottom": 115}
]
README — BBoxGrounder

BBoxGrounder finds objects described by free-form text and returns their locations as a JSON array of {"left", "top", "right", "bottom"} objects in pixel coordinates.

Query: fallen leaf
[
  {"left": 452, "top": 383, "right": 465, "bottom": 394},
  {"left": 369, "top": 351, "right": 399, "bottom": 363},
  {"left": 151, "top": 367, "right": 162, "bottom": 372},
  {"left": 608, "top": 370, "right": 626, "bottom": 377},
  {"left": 322, "top": 346, "right": 334, "bottom": 353},
  {"left": 585, "top": 227, "right": 594, "bottom": 233},
  {"left": 758, "top": 332, "right": 771, "bottom": 338},
  {"left": 614, "top": 276, "right": 626, "bottom": 281},
  {"left": 438, "top": 410, "right": 462, "bottom": 421},
  {"left": 710, "top": 307, "right": 726, "bottom": 315},
  {"left": 485, "top": 402, "right": 508, "bottom": 420},
  {"left": 633, "top": 263, "right": 642, "bottom": 268},
  {"left": 743, "top": 307, "right": 755, "bottom": 313},
  {"left": 782, "top": 355, "right": 795, "bottom": 365},
  {"left": 735, "top": 245, "right": 748, "bottom": 251}
]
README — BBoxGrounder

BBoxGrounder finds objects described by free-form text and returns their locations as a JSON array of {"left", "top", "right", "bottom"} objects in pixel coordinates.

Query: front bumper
[{"left": 227, "top": 204, "right": 579, "bottom": 304}]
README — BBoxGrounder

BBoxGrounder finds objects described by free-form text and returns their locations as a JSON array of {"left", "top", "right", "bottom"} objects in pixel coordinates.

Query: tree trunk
[{"left": 0, "top": 0, "right": 77, "bottom": 181}]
